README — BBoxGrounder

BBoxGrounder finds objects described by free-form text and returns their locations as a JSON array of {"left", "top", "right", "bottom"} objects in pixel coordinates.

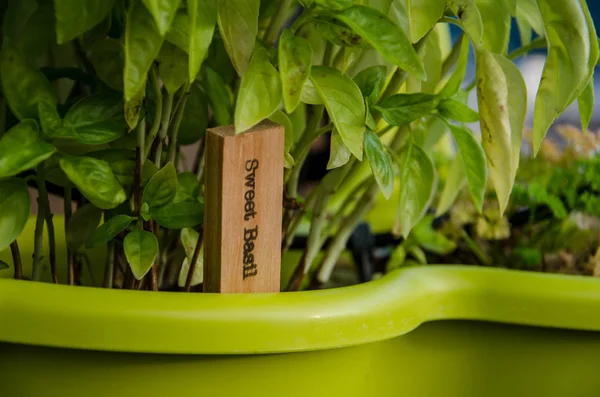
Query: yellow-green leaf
[
  {"left": 406, "top": 0, "right": 446, "bottom": 43},
  {"left": 578, "top": 76, "right": 594, "bottom": 132},
  {"left": 124, "top": 228, "right": 159, "bottom": 280},
  {"left": 187, "top": 0, "right": 217, "bottom": 81},
  {"left": 141, "top": 0, "right": 181, "bottom": 36},
  {"left": 279, "top": 29, "right": 313, "bottom": 113},
  {"left": 217, "top": 0, "right": 259, "bottom": 75}
]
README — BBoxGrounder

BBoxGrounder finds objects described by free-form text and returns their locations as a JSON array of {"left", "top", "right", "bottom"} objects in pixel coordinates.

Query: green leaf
[
  {"left": 516, "top": 0, "right": 545, "bottom": 40},
  {"left": 279, "top": 29, "right": 313, "bottom": 114},
  {"left": 86, "top": 215, "right": 137, "bottom": 248},
  {"left": 0, "top": 178, "right": 30, "bottom": 251},
  {"left": 187, "top": 0, "right": 217, "bottom": 81},
  {"left": 54, "top": 0, "right": 115, "bottom": 44},
  {"left": 333, "top": 5, "right": 425, "bottom": 79},
  {"left": 178, "top": 227, "right": 203, "bottom": 287},
  {"left": 475, "top": 48, "right": 512, "bottom": 213},
  {"left": 88, "top": 39, "right": 125, "bottom": 92},
  {"left": 60, "top": 156, "right": 127, "bottom": 210},
  {"left": 124, "top": 83, "right": 146, "bottom": 130},
  {"left": 143, "top": 162, "right": 177, "bottom": 208},
  {"left": 373, "top": 93, "right": 440, "bottom": 126},
  {"left": 406, "top": 0, "right": 446, "bottom": 43},
  {"left": 0, "top": 40, "right": 56, "bottom": 120},
  {"left": 412, "top": 215, "right": 456, "bottom": 255},
  {"left": 178, "top": 83, "right": 209, "bottom": 145},
  {"left": 2, "top": 0, "right": 37, "bottom": 41},
  {"left": 435, "top": 155, "right": 466, "bottom": 216},
  {"left": 0, "top": 120, "right": 56, "bottom": 179},
  {"left": 38, "top": 102, "right": 62, "bottom": 136},
  {"left": 268, "top": 110, "right": 295, "bottom": 168},
  {"left": 309, "top": 66, "right": 365, "bottom": 160},
  {"left": 62, "top": 93, "right": 127, "bottom": 145},
  {"left": 438, "top": 98, "right": 479, "bottom": 122},
  {"left": 124, "top": 0, "right": 165, "bottom": 101},
  {"left": 578, "top": 76, "right": 595, "bottom": 132},
  {"left": 447, "top": 123, "right": 487, "bottom": 211},
  {"left": 314, "top": 18, "right": 371, "bottom": 48},
  {"left": 395, "top": 140, "right": 435, "bottom": 239},
  {"left": 300, "top": 78, "right": 324, "bottom": 105},
  {"left": 0, "top": 260, "right": 8, "bottom": 271},
  {"left": 165, "top": 11, "right": 190, "bottom": 53},
  {"left": 476, "top": 0, "right": 511, "bottom": 54},
  {"left": 447, "top": 0, "right": 483, "bottom": 44},
  {"left": 439, "top": 34, "right": 469, "bottom": 97},
  {"left": 327, "top": 128, "right": 352, "bottom": 169},
  {"left": 234, "top": 47, "right": 282, "bottom": 133},
  {"left": 492, "top": 53, "right": 527, "bottom": 185},
  {"left": 66, "top": 204, "right": 102, "bottom": 251},
  {"left": 217, "top": 0, "right": 259, "bottom": 75},
  {"left": 124, "top": 228, "right": 159, "bottom": 280},
  {"left": 353, "top": 65, "right": 387, "bottom": 102},
  {"left": 203, "top": 66, "right": 233, "bottom": 125},
  {"left": 532, "top": 0, "right": 598, "bottom": 154},
  {"left": 157, "top": 41, "right": 189, "bottom": 95},
  {"left": 364, "top": 130, "right": 394, "bottom": 199},
  {"left": 174, "top": 172, "right": 201, "bottom": 203},
  {"left": 313, "top": 0, "right": 354, "bottom": 9},
  {"left": 141, "top": 0, "right": 181, "bottom": 36},
  {"left": 151, "top": 201, "right": 204, "bottom": 229}
]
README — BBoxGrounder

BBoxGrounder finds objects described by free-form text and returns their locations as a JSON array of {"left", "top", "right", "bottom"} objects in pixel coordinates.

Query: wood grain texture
[{"left": 204, "top": 121, "right": 284, "bottom": 293}]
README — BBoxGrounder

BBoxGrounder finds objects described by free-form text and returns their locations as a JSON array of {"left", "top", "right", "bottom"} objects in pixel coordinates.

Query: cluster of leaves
[{"left": 0, "top": 0, "right": 597, "bottom": 291}]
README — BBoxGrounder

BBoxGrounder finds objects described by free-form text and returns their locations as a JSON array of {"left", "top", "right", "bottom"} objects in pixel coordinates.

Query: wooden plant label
[{"left": 203, "top": 121, "right": 284, "bottom": 293}]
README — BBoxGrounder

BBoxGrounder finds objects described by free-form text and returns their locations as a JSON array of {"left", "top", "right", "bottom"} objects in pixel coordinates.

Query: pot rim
[{"left": 1, "top": 265, "right": 600, "bottom": 355}]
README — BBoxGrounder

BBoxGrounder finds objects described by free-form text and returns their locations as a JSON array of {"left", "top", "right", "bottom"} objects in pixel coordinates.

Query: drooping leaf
[
  {"left": 235, "top": 47, "right": 281, "bottom": 133},
  {"left": 515, "top": 0, "right": 545, "bottom": 39},
  {"left": 217, "top": 0, "right": 259, "bottom": 75},
  {"left": 142, "top": 162, "right": 177, "bottom": 208},
  {"left": 66, "top": 203, "right": 103, "bottom": 251},
  {"left": 373, "top": 93, "right": 440, "bottom": 126},
  {"left": 157, "top": 41, "right": 189, "bottom": 95},
  {"left": 165, "top": 11, "right": 190, "bottom": 53},
  {"left": 54, "top": 0, "right": 115, "bottom": 44},
  {"left": 124, "top": 82, "right": 145, "bottom": 130},
  {"left": 0, "top": 40, "right": 56, "bottom": 120},
  {"left": 439, "top": 34, "right": 469, "bottom": 97},
  {"left": 0, "top": 178, "right": 30, "bottom": 251},
  {"left": 151, "top": 200, "right": 204, "bottom": 229},
  {"left": 327, "top": 128, "right": 352, "bottom": 169},
  {"left": 492, "top": 53, "right": 527, "bottom": 185},
  {"left": 124, "top": 228, "right": 159, "bottom": 280},
  {"left": 268, "top": 110, "right": 295, "bottom": 168},
  {"left": 86, "top": 215, "right": 137, "bottom": 248},
  {"left": 88, "top": 39, "right": 125, "bottom": 92},
  {"left": 141, "top": 0, "right": 181, "bottom": 36},
  {"left": 578, "top": 76, "right": 595, "bottom": 132},
  {"left": 406, "top": 0, "right": 446, "bottom": 43},
  {"left": 278, "top": 29, "right": 313, "bottom": 113},
  {"left": 61, "top": 93, "right": 128, "bottom": 145},
  {"left": 60, "top": 156, "right": 127, "bottom": 210},
  {"left": 203, "top": 66, "right": 233, "bottom": 125},
  {"left": 314, "top": 18, "right": 371, "bottom": 48},
  {"left": 187, "top": 0, "right": 217, "bottom": 80},
  {"left": 438, "top": 98, "right": 479, "bottom": 122},
  {"left": 395, "top": 140, "right": 435, "bottom": 238},
  {"left": 178, "top": 83, "right": 209, "bottom": 145},
  {"left": 0, "top": 120, "right": 56, "bottom": 179},
  {"left": 475, "top": 0, "right": 511, "bottom": 54},
  {"left": 447, "top": 123, "right": 487, "bottom": 211},
  {"left": 447, "top": 0, "right": 483, "bottom": 44},
  {"left": 178, "top": 227, "right": 203, "bottom": 287},
  {"left": 364, "top": 130, "right": 394, "bottom": 199},
  {"left": 475, "top": 48, "right": 512, "bottom": 213},
  {"left": 333, "top": 5, "right": 425, "bottom": 79},
  {"left": 532, "top": 0, "right": 598, "bottom": 154},
  {"left": 309, "top": 66, "right": 365, "bottom": 159},
  {"left": 124, "top": 0, "right": 164, "bottom": 101},
  {"left": 353, "top": 65, "right": 387, "bottom": 101},
  {"left": 435, "top": 155, "right": 466, "bottom": 216}
]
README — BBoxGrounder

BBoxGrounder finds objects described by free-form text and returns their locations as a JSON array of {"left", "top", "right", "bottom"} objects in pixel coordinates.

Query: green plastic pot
[{"left": 2, "top": 219, "right": 600, "bottom": 396}]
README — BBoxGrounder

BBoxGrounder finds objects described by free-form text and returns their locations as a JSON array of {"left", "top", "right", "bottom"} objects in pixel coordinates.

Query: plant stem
[
  {"left": 134, "top": 121, "right": 145, "bottom": 217},
  {"left": 0, "top": 97, "right": 6, "bottom": 135},
  {"left": 282, "top": 186, "right": 318, "bottom": 254},
  {"left": 155, "top": 93, "right": 174, "bottom": 167},
  {"left": 185, "top": 226, "right": 204, "bottom": 292},
  {"left": 103, "top": 241, "right": 115, "bottom": 288},
  {"left": 32, "top": 195, "right": 45, "bottom": 282},
  {"left": 460, "top": 230, "right": 491, "bottom": 266},
  {"left": 64, "top": 187, "right": 75, "bottom": 285},
  {"left": 36, "top": 164, "right": 58, "bottom": 284},
  {"left": 144, "top": 67, "right": 163, "bottom": 159},
  {"left": 167, "top": 83, "right": 190, "bottom": 164},
  {"left": 10, "top": 241, "right": 22, "bottom": 280},
  {"left": 316, "top": 182, "right": 379, "bottom": 284},
  {"left": 284, "top": 105, "right": 325, "bottom": 185},
  {"left": 263, "top": 0, "right": 292, "bottom": 46},
  {"left": 507, "top": 36, "right": 546, "bottom": 60},
  {"left": 149, "top": 258, "right": 159, "bottom": 291}
]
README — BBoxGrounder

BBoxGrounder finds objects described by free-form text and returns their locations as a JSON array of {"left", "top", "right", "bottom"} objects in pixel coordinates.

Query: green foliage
[
  {"left": 124, "top": 227, "right": 159, "bottom": 280},
  {"left": 0, "top": 179, "right": 30, "bottom": 251}
]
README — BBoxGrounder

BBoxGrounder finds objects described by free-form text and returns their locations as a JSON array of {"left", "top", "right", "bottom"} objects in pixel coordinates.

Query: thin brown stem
[
  {"left": 10, "top": 241, "right": 22, "bottom": 280},
  {"left": 185, "top": 226, "right": 204, "bottom": 292}
]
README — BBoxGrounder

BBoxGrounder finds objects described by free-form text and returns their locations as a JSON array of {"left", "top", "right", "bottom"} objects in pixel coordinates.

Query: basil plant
[{"left": 0, "top": 0, "right": 596, "bottom": 291}]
